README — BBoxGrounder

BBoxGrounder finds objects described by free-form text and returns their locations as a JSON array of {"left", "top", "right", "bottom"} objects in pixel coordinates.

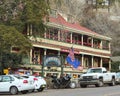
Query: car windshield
[{"left": 87, "top": 68, "right": 102, "bottom": 73}]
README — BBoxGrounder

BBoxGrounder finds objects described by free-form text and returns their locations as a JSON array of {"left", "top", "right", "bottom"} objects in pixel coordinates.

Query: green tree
[
  {"left": 0, "top": 24, "right": 32, "bottom": 53},
  {"left": 0, "top": 24, "right": 32, "bottom": 73},
  {"left": 2, "top": 53, "right": 23, "bottom": 69},
  {"left": 0, "top": 0, "right": 49, "bottom": 73},
  {"left": 0, "top": 0, "right": 50, "bottom": 36},
  {"left": 111, "top": 61, "right": 120, "bottom": 72}
]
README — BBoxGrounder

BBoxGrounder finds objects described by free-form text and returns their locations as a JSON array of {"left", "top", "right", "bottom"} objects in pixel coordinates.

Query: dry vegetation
[{"left": 49, "top": 0, "right": 120, "bottom": 56}]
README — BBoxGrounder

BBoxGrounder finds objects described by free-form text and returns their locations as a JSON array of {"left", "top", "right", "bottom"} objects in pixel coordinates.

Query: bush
[{"left": 111, "top": 61, "right": 120, "bottom": 72}]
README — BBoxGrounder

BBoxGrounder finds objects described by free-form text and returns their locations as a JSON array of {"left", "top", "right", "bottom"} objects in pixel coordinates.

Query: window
[
  {"left": 66, "top": 32, "right": 71, "bottom": 43},
  {"left": 102, "top": 40, "right": 109, "bottom": 50},
  {"left": 2, "top": 76, "right": 11, "bottom": 82},
  {"left": 87, "top": 68, "right": 102, "bottom": 73},
  {"left": 60, "top": 31, "right": 68, "bottom": 42},
  {"left": 72, "top": 34, "right": 78, "bottom": 44},
  {"left": 14, "top": 75, "right": 24, "bottom": 79},
  {"left": 48, "top": 28, "right": 58, "bottom": 40}
]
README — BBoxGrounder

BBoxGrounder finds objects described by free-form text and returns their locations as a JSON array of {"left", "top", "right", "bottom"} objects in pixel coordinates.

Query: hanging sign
[{"left": 44, "top": 56, "right": 61, "bottom": 67}]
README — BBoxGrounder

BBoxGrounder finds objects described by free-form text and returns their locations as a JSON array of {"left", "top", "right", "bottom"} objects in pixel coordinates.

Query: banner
[{"left": 66, "top": 47, "right": 81, "bottom": 69}]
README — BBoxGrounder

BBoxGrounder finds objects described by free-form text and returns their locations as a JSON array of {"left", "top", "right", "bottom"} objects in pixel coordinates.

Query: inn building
[{"left": 24, "top": 12, "right": 111, "bottom": 77}]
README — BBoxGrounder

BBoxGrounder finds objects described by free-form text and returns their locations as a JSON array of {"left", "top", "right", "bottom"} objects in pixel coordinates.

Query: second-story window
[
  {"left": 46, "top": 28, "right": 58, "bottom": 40},
  {"left": 72, "top": 34, "right": 78, "bottom": 44},
  {"left": 60, "top": 30, "right": 69, "bottom": 42},
  {"left": 66, "top": 32, "right": 71, "bottom": 43},
  {"left": 102, "top": 40, "right": 109, "bottom": 50},
  {"left": 72, "top": 33, "right": 81, "bottom": 45},
  {"left": 93, "top": 39, "right": 101, "bottom": 49},
  {"left": 87, "top": 37, "right": 92, "bottom": 47}
]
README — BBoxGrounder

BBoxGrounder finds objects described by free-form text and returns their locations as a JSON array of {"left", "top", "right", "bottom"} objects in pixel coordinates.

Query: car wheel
[
  {"left": 10, "top": 86, "right": 18, "bottom": 95},
  {"left": 37, "top": 88, "right": 44, "bottom": 92},
  {"left": 109, "top": 78, "right": 115, "bottom": 86},
  {"left": 95, "top": 79, "right": 103, "bottom": 87},
  {"left": 21, "top": 90, "right": 28, "bottom": 94},
  {"left": 69, "top": 82, "right": 76, "bottom": 88}
]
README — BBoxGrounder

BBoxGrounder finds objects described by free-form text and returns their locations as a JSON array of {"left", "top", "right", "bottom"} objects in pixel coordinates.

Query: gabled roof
[{"left": 48, "top": 14, "right": 98, "bottom": 35}]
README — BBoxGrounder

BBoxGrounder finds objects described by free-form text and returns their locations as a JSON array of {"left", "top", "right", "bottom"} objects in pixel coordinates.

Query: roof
[
  {"left": 48, "top": 14, "right": 99, "bottom": 35},
  {"left": 111, "top": 56, "right": 120, "bottom": 62},
  {"left": 46, "top": 14, "right": 111, "bottom": 40}
]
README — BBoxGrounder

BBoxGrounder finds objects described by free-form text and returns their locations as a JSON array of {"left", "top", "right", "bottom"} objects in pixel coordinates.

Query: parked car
[
  {"left": 34, "top": 76, "right": 46, "bottom": 91},
  {"left": 0, "top": 74, "right": 34, "bottom": 95},
  {"left": 79, "top": 67, "right": 116, "bottom": 88},
  {"left": 116, "top": 72, "right": 120, "bottom": 84},
  {"left": 21, "top": 75, "right": 46, "bottom": 92}
]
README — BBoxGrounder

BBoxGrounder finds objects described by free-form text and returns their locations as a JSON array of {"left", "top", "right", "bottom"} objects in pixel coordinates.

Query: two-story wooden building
[{"left": 24, "top": 13, "right": 111, "bottom": 77}]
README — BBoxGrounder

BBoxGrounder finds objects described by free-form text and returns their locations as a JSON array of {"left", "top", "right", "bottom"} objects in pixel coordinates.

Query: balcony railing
[{"left": 43, "top": 33, "right": 109, "bottom": 51}]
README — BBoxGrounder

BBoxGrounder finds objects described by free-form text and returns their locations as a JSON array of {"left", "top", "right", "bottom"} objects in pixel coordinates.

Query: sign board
[
  {"left": 4, "top": 69, "right": 8, "bottom": 74},
  {"left": 44, "top": 56, "right": 61, "bottom": 67}
]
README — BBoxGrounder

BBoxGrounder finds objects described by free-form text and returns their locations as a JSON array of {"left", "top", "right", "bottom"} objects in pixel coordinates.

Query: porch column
[
  {"left": 81, "top": 54, "right": 84, "bottom": 67},
  {"left": 109, "top": 59, "right": 111, "bottom": 71},
  {"left": 58, "top": 30, "right": 60, "bottom": 41},
  {"left": 91, "top": 37, "right": 93, "bottom": 48},
  {"left": 30, "top": 49, "right": 33, "bottom": 64},
  {"left": 108, "top": 42, "right": 111, "bottom": 51},
  {"left": 100, "top": 57, "right": 103, "bottom": 67},
  {"left": 58, "top": 50, "right": 60, "bottom": 56},
  {"left": 91, "top": 56, "right": 94, "bottom": 67},
  {"left": 42, "top": 48, "right": 47, "bottom": 77},
  {"left": 100, "top": 40, "right": 103, "bottom": 49},
  {"left": 70, "top": 32, "right": 72, "bottom": 43},
  {"left": 81, "top": 35, "right": 83, "bottom": 45},
  {"left": 44, "top": 48, "right": 47, "bottom": 55}
]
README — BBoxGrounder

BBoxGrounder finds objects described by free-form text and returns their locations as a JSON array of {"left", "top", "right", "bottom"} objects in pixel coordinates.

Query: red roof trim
[{"left": 48, "top": 14, "right": 98, "bottom": 35}]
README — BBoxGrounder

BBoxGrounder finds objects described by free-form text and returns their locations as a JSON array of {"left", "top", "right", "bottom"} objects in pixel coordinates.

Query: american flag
[
  {"left": 68, "top": 47, "right": 75, "bottom": 61},
  {"left": 66, "top": 47, "right": 81, "bottom": 69}
]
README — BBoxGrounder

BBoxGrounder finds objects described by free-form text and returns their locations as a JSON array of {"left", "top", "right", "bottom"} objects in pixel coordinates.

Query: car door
[
  {"left": 103, "top": 72, "right": 110, "bottom": 82},
  {"left": 0, "top": 76, "right": 12, "bottom": 92},
  {"left": 0, "top": 76, "right": 3, "bottom": 92}
]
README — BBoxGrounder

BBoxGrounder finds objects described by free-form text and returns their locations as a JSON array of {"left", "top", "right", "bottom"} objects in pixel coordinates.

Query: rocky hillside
[{"left": 49, "top": 0, "right": 120, "bottom": 56}]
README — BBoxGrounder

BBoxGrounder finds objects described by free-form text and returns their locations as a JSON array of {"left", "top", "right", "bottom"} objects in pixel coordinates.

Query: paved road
[{"left": 1, "top": 85, "right": 120, "bottom": 96}]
